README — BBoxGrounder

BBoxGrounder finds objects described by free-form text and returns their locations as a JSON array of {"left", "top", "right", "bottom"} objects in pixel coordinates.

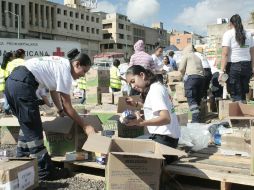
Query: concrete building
[
  {"left": 0, "top": 0, "right": 102, "bottom": 58},
  {"left": 100, "top": 13, "right": 167, "bottom": 59},
  {"left": 168, "top": 30, "right": 204, "bottom": 50}
]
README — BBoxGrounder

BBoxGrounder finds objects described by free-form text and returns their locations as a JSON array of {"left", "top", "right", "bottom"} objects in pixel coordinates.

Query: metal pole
[{"left": 17, "top": 14, "right": 20, "bottom": 39}]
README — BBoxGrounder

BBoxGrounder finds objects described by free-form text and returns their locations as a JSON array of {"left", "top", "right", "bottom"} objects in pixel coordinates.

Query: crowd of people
[{"left": 0, "top": 13, "right": 253, "bottom": 181}]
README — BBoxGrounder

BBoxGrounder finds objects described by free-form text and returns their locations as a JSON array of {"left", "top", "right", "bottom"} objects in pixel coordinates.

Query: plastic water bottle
[{"left": 214, "top": 130, "right": 221, "bottom": 146}]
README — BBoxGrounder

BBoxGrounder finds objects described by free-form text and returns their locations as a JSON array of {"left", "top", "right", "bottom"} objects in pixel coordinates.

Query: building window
[
  {"left": 117, "top": 44, "right": 123, "bottom": 49},
  {"left": 75, "top": 12, "right": 79, "bottom": 19},
  {"left": 118, "top": 23, "right": 124, "bottom": 29},
  {"left": 109, "top": 44, "right": 114, "bottom": 49},
  {"left": 91, "top": 16, "right": 94, "bottom": 22},
  {"left": 70, "top": 11, "right": 73, "bottom": 17},
  {"left": 96, "top": 29, "right": 99, "bottom": 34},
  {"left": 81, "top": 14, "right": 84, "bottom": 19},
  {"left": 91, "top": 28, "right": 94, "bottom": 33},
  {"left": 176, "top": 39, "right": 180, "bottom": 44},
  {"left": 76, "top": 25, "right": 79, "bottom": 31},
  {"left": 64, "top": 22, "right": 67, "bottom": 29},
  {"left": 187, "top": 38, "right": 192, "bottom": 43},
  {"left": 86, "top": 15, "right": 89, "bottom": 21},
  {"left": 64, "top": 10, "right": 67, "bottom": 15},
  {"left": 126, "top": 25, "right": 130, "bottom": 31},
  {"left": 103, "top": 23, "right": 112, "bottom": 29},
  {"left": 96, "top": 18, "right": 99, "bottom": 23},
  {"left": 86, "top": 27, "right": 90, "bottom": 33},
  {"left": 81, "top": 26, "right": 84, "bottom": 31},
  {"left": 57, "top": 8, "right": 61, "bottom": 14},
  {"left": 57, "top": 21, "right": 61, "bottom": 28},
  {"left": 103, "top": 33, "right": 112, "bottom": 39},
  {"left": 70, "top": 23, "right": 73, "bottom": 30},
  {"left": 119, "top": 34, "right": 124, "bottom": 39}
]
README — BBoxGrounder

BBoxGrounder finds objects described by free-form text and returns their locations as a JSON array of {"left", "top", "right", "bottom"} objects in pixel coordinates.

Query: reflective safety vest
[
  {"left": 6, "top": 58, "right": 25, "bottom": 77},
  {"left": 110, "top": 66, "right": 121, "bottom": 89},
  {"left": 0, "top": 69, "right": 7, "bottom": 92},
  {"left": 77, "top": 77, "right": 87, "bottom": 90}
]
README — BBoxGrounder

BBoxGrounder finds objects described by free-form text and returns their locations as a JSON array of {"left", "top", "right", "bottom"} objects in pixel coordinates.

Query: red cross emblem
[{"left": 53, "top": 47, "right": 65, "bottom": 57}]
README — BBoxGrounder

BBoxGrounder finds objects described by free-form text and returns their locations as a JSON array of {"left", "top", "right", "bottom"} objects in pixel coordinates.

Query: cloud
[
  {"left": 126, "top": 0, "right": 160, "bottom": 23},
  {"left": 175, "top": 0, "right": 254, "bottom": 34},
  {"left": 93, "top": 1, "right": 117, "bottom": 13}
]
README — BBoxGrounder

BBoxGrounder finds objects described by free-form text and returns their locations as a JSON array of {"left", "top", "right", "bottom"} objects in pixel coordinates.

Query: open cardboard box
[{"left": 83, "top": 135, "right": 186, "bottom": 190}]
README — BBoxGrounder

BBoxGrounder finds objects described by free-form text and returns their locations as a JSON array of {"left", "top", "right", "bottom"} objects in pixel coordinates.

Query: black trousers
[
  {"left": 203, "top": 68, "right": 212, "bottom": 99},
  {"left": 228, "top": 61, "right": 252, "bottom": 101},
  {"left": 149, "top": 134, "right": 179, "bottom": 164},
  {"left": 5, "top": 66, "right": 53, "bottom": 179}
]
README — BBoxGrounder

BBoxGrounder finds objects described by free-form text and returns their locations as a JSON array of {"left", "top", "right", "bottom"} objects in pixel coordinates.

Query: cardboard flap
[
  {"left": 82, "top": 134, "right": 111, "bottom": 154},
  {"left": 117, "top": 96, "right": 141, "bottom": 113},
  {"left": 155, "top": 143, "right": 187, "bottom": 157},
  {"left": 42, "top": 117, "right": 74, "bottom": 134},
  {"left": 80, "top": 114, "right": 103, "bottom": 131},
  {"left": 229, "top": 103, "right": 254, "bottom": 117},
  {"left": 111, "top": 152, "right": 164, "bottom": 159},
  {"left": 0, "top": 117, "right": 19, "bottom": 126}
]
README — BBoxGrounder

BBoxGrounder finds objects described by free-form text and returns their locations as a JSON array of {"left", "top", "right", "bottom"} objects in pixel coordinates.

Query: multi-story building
[
  {"left": 100, "top": 13, "right": 167, "bottom": 59},
  {"left": 0, "top": 0, "right": 102, "bottom": 58},
  {"left": 169, "top": 30, "right": 204, "bottom": 50}
]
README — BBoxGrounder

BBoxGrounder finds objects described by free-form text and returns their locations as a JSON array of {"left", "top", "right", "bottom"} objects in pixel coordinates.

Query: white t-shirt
[
  {"left": 25, "top": 56, "right": 73, "bottom": 95},
  {"left": 222, "top": 28, "right": 254, "bottom": 62},
  {"left": 143, "top": 82, "right": 180, "bottom": 138},
  {"left": 195, "top": 52, "right": 210, "bottom": 69},
  {"left": 152, "top": 54, "right": 163, "bottom": 71},
  {"left": 163, "top": 64, "right": 173, "bottom": 72},
  {"left": 207, "top": 58, "right": 220, "bottom": 74}
]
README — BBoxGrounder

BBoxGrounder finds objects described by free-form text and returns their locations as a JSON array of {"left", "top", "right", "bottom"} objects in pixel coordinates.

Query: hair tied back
[{"left": 67, "top": 48, "right": 80, "bottom": 60}]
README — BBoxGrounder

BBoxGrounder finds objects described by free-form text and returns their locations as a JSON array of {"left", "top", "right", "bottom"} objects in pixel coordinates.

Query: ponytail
[
  {"left": 230, "top": 14, "right": 246, "bottom": 46},
  {"left": 67, "top": 48, "right": 92, "bottom": 67}
]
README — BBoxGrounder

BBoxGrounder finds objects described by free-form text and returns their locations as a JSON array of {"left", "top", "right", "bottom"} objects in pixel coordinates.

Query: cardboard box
[
  {"left": 0, "top": 117, "right": 20, "bottom": 145},
  {"left": 117, "top": 96, "right": 141, "bottom": 113},
  {"left": 218, "top": 100, "right": 232, "bottom": 120},
  {"left": 174, "top": 83, "right": 187, "bottom": 102},
  {"left": 176, "top": 113, "right": 188, "bottom": 126},
  {"left": 83, "top": 135, "right": 186, "bottom": 190},
  {"left": 103, "top": 115, "right": 144, "bottom": 138},
  {"left": 43, "top": 115, "right": 103, "bottom": 156},
  {"left": 101, "top": 93, "right": 113, "bottom": 104},
  {"left": 97, "top": 69, "right": 110, "bottom": 87},
  {"left": 0, "top": 158, "right": 38, "bottom": 190},
  {"left": 113, "top": 91, "right": 123, "bottom": 104},
  {"left": 167, "top": 71, "right": 182, "bottom": 83},
  {"left": 221, "top": 128, "right": 251, "bottom": 156}
]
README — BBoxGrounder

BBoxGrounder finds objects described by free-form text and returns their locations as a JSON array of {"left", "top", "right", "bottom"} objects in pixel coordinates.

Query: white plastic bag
[{"left": 179, "top": 123, "right": 211, "bottom": 151}]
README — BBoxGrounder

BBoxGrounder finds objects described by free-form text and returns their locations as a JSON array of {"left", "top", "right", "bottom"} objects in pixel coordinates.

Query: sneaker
[{"left": 40, "top": 167, "right": 70, "bottom": 181}]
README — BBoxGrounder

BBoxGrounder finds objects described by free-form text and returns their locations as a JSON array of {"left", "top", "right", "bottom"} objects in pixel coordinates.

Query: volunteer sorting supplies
[{"left": 4, "top": 48, "right": 96, "bottom": 180}]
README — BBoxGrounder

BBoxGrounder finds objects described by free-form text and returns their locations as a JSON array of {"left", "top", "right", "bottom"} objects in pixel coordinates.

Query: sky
[{"left": 50, "top": 0, "right": 254, "bottom": 35}]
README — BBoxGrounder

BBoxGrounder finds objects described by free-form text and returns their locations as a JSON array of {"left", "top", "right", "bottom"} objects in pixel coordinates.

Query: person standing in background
[
  {"left": 220, "top": 14, "right": 254, "bottom": 103},
  {"left": 179, "top": 45, "right": 205, "bottom": 123},
  {"left": 168, "top": 51, "right": 178, "bottom": 71},
  {"left": 194, "top": 48, "right": 212, "bottom": 100},
  {"left": 129, "top": 40, "right": 156, "bottom": 70},
  {"left": 110, "top": 59, "right": 125, "bottom": 92},
  {"left": 77, "top": 76, "right": 87, "bottom": 104}
]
